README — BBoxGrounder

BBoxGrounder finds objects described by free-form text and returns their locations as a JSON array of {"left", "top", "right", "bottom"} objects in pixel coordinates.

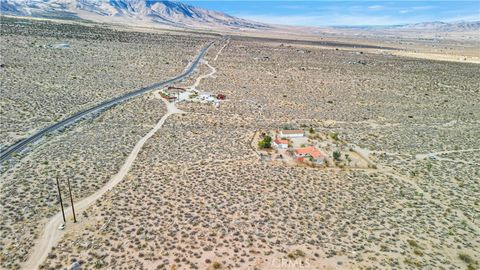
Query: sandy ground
[
  {"left": 22, "top": 42, "right": 217, "bottom": 269},
  {"left": 22, "top": 95, "right": 183, "bottom": 270},
  {"left": 2, "top": 17, "right": 479, "bottom": 270},
  {"left": 39, "top": 37, "right": 479, "bottom": 270},
  {"left": 390, "top": 50, "right": 480, "bottom": 64}
]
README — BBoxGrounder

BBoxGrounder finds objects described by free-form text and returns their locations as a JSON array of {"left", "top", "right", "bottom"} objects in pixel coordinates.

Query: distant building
[
  {"left": 53, "top": 43, "right": 70, "bottom": 49},
  {"left": 280, "top": 130, "right": 305, "bottom": 138},
  {"left": 273, "top": 139, "right": 289, "bottom": 149},
  {"left": 199, "top": 92, "right": 215, "bottom": 102},
  {"left": 160, "top": 92, "right": 177, "bottom": 101},
  {"left": 168, "top": 86, "right": 186, "bottom": 91},
  {"left": 295, "top": 146, "right": 326, "bottom": 163}
]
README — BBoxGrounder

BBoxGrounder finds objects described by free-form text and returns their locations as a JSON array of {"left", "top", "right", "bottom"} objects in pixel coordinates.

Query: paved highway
[{"left": 0, "top": 41, "right": 214, "bottom": 164}]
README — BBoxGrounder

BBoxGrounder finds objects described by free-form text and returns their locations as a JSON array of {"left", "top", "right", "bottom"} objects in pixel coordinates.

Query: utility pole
[
  {"left": 56, "top": 175, "right": 66, "bottom": 223},
  {"left": 66, "top": 177, "right": 77, "bottom": 223}
]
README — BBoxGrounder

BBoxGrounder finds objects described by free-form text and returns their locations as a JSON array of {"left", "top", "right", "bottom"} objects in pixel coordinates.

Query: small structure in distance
[
  {"left": 279, "top": 130, "right": 305, "bottom": 138},
  {"left": 253, "top": 127, "right": 377, "bottom": 169}
]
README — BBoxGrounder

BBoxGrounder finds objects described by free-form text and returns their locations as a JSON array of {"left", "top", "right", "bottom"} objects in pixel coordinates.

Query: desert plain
[{"left": 0, "top": 15, "right": 479, "bottom": 270}]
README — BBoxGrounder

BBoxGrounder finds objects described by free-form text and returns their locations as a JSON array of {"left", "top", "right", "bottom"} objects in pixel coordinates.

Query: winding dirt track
[
  {"left": 20, "top": 42, "right": 222, "bottom": 269},
  {"left": 0, "top": 42, "right": 213, "bottom": 164},
  {"left": 22, "top": 40, "right": 223, "bottom": 269},
  {"left": 214, "top": 38, "right": 229, "bottom": 61},
  {"left": 22, "top": 97, "right": 182, "bottom": 270},
  {"left": 190, "top": 60, "right": 217, "bottom": 91},
  {"left": 384, "top": 170, "right": 480, "bottom": 234}
]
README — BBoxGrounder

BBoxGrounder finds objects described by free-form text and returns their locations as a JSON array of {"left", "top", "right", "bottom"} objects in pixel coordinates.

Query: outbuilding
[{"left": 280, "top": 130, "right": 305, "bottom": 138}]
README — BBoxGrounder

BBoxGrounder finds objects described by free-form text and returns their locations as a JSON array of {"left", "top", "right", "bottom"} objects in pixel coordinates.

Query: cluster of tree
[{"left": 258, "top": 135, "right": 272, "bottom": 149}]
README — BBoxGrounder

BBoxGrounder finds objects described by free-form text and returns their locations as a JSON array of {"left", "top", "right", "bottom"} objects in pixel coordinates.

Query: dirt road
[
  {"left": 22, "top": 97, "right": 182, "bottom": 270},
  {"left": 22, "top": 40, "right": 222, "bottom": 270}
]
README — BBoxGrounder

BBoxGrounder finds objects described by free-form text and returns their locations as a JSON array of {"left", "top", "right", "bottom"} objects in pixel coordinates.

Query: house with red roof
[
  {"left": 295, "top": 146, "right": 326, "bottom": 163},
  {"left": 273, "top": 139, "right": 289, "bottom": 149}
]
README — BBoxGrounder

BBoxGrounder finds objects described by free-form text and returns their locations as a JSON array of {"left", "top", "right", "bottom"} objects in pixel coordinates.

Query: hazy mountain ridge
[
  {"left": 331, "top": 20, "right": 480, "bottom": 32},
  {"left": 396, "top": 21, "right": 480, "bottom": 31},
  {"left": 0, "top": 0, "right": 269, "bottom": 29},
  {"left": 1, "top": 0, "right": 477, "bottom": 32}
]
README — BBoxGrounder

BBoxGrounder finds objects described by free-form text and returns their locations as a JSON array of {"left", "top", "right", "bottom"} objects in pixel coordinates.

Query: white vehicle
[{"left": 58, "top": 223, "right": 65, "bottom": 230}]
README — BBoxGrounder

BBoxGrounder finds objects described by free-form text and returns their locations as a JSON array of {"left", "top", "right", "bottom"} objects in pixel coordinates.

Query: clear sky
[{"left": 182, "top": 1, "right": 480, "bottom": 26}]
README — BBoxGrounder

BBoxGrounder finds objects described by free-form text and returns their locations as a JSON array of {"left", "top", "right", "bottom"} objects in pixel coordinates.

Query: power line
[
  {"left": 66, "top": 177, "right": 77, "bottom": 223},
  {"left": 56, "top": 175, "right": 66, "bottom": 223}
]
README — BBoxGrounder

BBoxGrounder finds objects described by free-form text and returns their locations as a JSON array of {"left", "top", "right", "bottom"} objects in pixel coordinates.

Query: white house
[
  {"left": 273, "top": 139, "right": 289, "bottom": 149},
  {"left": 279, "top": 130, "right": 305, "bottom": 138}
]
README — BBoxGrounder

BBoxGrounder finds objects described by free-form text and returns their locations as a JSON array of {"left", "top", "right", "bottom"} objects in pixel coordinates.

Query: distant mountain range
[
  {"left": 394, "top": 21, "right": 480, "bottom": 31},
  {"left": 0, "top": 0, "right": 269, "bottom": 30},
  {"left": 334, "top": 21, "right": 480, "bottom": 31},
  {"left": 1, "top": 0, "right": 478, "bottom": 32}
]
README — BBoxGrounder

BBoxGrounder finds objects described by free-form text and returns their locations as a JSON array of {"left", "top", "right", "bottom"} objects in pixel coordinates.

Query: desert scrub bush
[
  {"left": 407, "top": 239, "right": 419, "bottom": 248},
  {"left": 212, "top": 261, "right": 221, "bottom": 269},
  {"left": 287, "top": 249, "right": 306, "bottom": 259},
  {"left": 94, "top": 259, "right": 104, "bottom": 268},
  {"left": 333, "top": 150, "right": 341, "bottom": 161},
  {"left": 458, "top": 253, "right": 474, "bottom": 264},
  {"left": 413, "top": 249, "right": 423, "bottom": 256},
  {"left": 404, "top": 257, "right": 422, "bottom": 268},
  {"left": 467, "top": 264, "right": 477, "bottom": 270}
]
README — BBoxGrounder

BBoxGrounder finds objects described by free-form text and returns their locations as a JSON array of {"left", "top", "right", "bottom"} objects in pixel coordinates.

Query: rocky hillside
[{"left": 0, "top": 0, "right": 269, "bottom": 30}]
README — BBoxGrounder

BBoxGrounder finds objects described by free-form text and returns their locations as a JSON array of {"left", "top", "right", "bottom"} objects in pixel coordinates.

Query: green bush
[
  {"left": 459, "top": 253, "right": 474, "bottom": 264},
  {"left": 413, "top": 249, "right": 423, "bottom": 256},
  {"left": 258, "top": 135, "right": 272, "bottom": 149},
  {"left": 333, "top": 150, "right": 341, "bottom": 161},
  {"left": 407, "top": 239, "right": 419, "bottom": 248}
]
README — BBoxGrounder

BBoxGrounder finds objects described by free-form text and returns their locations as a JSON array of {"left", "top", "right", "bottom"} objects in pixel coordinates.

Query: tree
[
  {"left": 309, "top": 127, "right": 315, "bottom": 134},
  {"left": 258, "top": 135, "right": 272, "bottom": 149}
]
